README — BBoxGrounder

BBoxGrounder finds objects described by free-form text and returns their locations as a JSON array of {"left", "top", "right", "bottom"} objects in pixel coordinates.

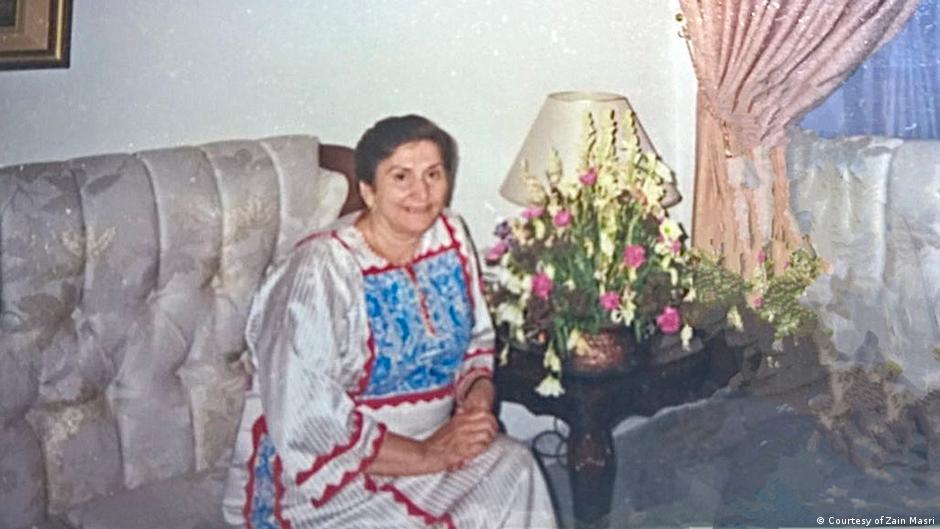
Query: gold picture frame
[{"left": 0, "top": 0, "right": 72, "bottom": 70}]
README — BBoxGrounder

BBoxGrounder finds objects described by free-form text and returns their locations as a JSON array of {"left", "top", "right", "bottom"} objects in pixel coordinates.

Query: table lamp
[{"left": 499, "top": 91, "right": 680, "bottom": 207}]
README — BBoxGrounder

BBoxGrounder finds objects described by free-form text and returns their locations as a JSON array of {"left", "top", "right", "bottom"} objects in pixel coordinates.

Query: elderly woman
[{"left": 222, "top": 115, "right": 558, "bottom": 529}]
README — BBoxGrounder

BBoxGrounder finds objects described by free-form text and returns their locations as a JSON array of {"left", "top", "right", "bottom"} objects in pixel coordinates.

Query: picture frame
[{"left": 0, "top": 0, "right": 72, "bottom": 70}]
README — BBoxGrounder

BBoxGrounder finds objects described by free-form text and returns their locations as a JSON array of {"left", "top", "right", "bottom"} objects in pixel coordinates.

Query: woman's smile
[{"left": 359, "top": 139, "right": 450, "bottom": 244}]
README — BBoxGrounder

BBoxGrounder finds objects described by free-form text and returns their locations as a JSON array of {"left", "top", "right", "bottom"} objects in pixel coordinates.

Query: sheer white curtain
[{"left": 802, "top": 0, "right": 940, "bottom": 139}]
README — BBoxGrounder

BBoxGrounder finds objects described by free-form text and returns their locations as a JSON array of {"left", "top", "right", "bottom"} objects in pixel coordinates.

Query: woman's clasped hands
[{"left": 424, "top": 379, "right": 498, "bottom": 472}]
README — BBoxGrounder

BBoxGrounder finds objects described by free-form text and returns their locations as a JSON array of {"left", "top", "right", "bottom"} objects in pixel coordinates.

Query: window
[{"left": 800, "top": 0, "right": 939, "bottom": 139}]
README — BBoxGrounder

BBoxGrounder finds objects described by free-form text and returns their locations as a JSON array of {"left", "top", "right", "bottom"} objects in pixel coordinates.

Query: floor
[{"left": 532, "top": 336, "right": 940, "bottom": 529}]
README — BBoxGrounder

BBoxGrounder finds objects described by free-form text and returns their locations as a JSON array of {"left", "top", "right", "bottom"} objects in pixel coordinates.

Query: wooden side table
[{"left": 495, "top": 335, "right": 742, "bottom": 529}]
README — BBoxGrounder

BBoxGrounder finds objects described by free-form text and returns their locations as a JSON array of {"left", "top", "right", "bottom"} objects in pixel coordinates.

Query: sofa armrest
[{"left": 319, "top": 143, "right": 363, "bottom": 216}]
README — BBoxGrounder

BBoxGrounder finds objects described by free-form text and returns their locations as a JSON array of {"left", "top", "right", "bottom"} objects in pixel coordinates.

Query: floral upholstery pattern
[{"left": 0, "top": 136, "right": 347, "bottom": 528}]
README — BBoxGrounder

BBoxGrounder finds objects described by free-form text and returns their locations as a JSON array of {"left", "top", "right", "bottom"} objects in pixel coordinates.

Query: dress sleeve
[
  {"left": 450, "top": 214, "right": 497, "bottom": 403},
  {"left": 247, "top": 239, "right": 386, "bottom": 507}
]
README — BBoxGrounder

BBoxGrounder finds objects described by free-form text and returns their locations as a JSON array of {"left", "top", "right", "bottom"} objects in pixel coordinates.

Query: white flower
[
  {"left": 543, "top": 343, "right": 563, "bottom": 373},
  {"left": 610, "top": 300, "right": 636, "bottom": 325},
  {"left": 583, "top": 238, "right": 595, "bottom": 257},
  {"left": 534, "top": 375, "right": 565, "bottom": 397},
  {"left": 641, "top": 179, "right": 665, "bottom": 208},
  {"left": 558, "top": 179, "right": 580, "bottom": 200},
  {"left": 599, "top": 231, "right": 615, "bottom": 258},
  {"left": 542, "top": 263, "right": 556, "bottom": 279},
  {"left": 495, "top": 267, "right": 528, "bottom": 296},
  {"left": 496, "top": 303, "right": 524, "bottom": 327},
  {"left": 499, "top": 344, "right": 510, "bottom": 366},
  {"left": 565, "top": 328, "right": 582, "bottom": 352},
  {"left": 680, "top": 324, "right": 694, "bottom": 351},
  {"left": 533, "top": 219, "right": 547, "bottom": 240},
  {"left": 727, "top": 305, "right": 744, "bottom": 331},
  {"left": 659, "top": 219, "right": 682, "bottom": 241},
  {"left": 547, "top": 149, "right": 563, "bottom": 186}
]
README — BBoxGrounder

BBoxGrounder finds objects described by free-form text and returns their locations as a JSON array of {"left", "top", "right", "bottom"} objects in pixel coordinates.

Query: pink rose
[
  {"left": 599, "top": 291, "right": 620, "bottom": 311},
  {"left": 656, "top": 306, "right": 682, "bottom": 334},
  {"left": 553, "top": 210, "right": 572, "bottom": 227},
  {"left": 485, "top": 240, "right": 509, "bottom": 264},
  {"left": 623, "top": 244, "right": 646, "bottom": 269},
  {"left": 752, "top": 296, "right": 764, "bottom": 309},
  {"left": 579, "top": 167, "right": 597, "bottom": 186},
  {"left": 532, "top": 272, "right": 554, "bottom": 300},
  {"left": 521, "top": 207, "right": 544, "bottom": 220},
  {"left": 671, "top": 240, "right": 682, "bottom": 255},
  {"left": 757, "top": 250, "right": 767, "bottom": 264}
]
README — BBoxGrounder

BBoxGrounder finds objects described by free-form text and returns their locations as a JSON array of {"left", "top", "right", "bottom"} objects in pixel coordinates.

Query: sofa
[
  {"left": 787, "top": 128, "right": 940, "bottom": 395},
  {"left": 0, "top": 136, "right": 359, "bottom": 529}
]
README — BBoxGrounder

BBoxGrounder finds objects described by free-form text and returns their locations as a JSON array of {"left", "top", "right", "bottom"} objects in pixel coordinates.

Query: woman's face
[{"left": 360, "top": 139, "right": 450, "bottom": 239}]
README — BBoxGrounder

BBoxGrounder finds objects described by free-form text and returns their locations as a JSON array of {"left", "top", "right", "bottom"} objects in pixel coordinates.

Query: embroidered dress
[{"left": 222, "top": 211, "right": 558, "bottom": 529}]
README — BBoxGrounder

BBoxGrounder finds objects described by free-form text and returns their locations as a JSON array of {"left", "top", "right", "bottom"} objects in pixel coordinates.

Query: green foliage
[{"left": 683, "top": 247, "right": 825, "bottom": 341}]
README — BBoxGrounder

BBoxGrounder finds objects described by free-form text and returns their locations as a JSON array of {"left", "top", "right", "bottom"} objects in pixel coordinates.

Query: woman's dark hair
[{"left": 354, "top": 115, "right": 458, "bottom": 186}]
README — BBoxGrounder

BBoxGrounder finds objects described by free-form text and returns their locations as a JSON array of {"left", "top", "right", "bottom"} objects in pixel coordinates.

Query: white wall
[{"left": 0, "top": 0, "right": 697, "bottom": 437}]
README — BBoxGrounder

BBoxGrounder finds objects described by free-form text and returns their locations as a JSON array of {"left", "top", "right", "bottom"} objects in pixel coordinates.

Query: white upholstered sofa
[
  {"left": 0, "top": 136, "right": 359, "bottom": 529},
  {"left": 787, "top": 128, "right": 940, "bottom": 394}
]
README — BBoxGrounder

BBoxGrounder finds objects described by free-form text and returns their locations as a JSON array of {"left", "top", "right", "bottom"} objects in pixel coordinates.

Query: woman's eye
[
  {"left": 427, "top": 170, "right": 442, "bottom": 180},
  {"left": 392, "top": 172, "right": 407, "bottom": 181}
]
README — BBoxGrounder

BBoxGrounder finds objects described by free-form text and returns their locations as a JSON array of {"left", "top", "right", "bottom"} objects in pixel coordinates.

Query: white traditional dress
[{"left": 222, "top": 210, "right": 558, "bottom": 529}]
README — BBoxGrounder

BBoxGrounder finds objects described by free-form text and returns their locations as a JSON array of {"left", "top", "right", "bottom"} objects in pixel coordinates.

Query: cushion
[
  {"left": 0, "top": 422, "right": 47, "bottom": 529},
  {"left": 26, "top": 394, "right": 124, "bottom": 514},
  {"left": 64, "top": 468, "right": 228, "bottom": 529}
]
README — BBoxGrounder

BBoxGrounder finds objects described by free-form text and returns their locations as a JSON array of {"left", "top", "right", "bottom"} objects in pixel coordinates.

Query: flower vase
[{"left": 567, "top": 327, "right": 635, "bottom": 374}]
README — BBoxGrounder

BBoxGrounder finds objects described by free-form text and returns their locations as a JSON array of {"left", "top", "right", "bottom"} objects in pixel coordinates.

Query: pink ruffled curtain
[{"left": 679, "top": 0, "right": 920, "bottom": 273}]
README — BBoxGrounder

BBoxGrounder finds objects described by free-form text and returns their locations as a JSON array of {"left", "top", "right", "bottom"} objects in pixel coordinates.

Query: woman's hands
[
  {"left": 423, "top": 407, "right": 498, "bottom": 472},
  {"left": 458, "top": 377, "right": 495, "bottom": 414},
  {"left": 365, "top": 379, "right": 499, "bottom": 476},
  {"left": 426, "top": 378, "right": 499, "bottom": 471},
  {"left": 365, "top": 408, "right": 498, "bottom": 477}
]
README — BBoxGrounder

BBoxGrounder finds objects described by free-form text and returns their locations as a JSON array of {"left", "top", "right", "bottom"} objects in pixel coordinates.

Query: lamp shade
[{"left": 499, "top": 91, "right": 680, "bottom": 207}]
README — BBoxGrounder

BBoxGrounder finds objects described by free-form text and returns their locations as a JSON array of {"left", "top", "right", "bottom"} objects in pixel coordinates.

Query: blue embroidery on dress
[
  {"left": 362, "top": 249, "right": 473, "bottom": 398},
  {"left": 248, "top": 433, "right": 280, "bottom": 529}
]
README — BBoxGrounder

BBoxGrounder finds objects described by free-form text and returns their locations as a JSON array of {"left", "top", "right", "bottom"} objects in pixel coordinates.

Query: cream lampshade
[{"left": 499, "top": 91, "right": 681, "bottom": 207}]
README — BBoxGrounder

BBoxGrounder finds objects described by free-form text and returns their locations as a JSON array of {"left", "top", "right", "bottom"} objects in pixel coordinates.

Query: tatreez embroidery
[
  {"left": 361, "top": 249, "right": 473, "bottom": 401},
  {"left": 246, "top": 430, "right": 280, "bottom": 529}
]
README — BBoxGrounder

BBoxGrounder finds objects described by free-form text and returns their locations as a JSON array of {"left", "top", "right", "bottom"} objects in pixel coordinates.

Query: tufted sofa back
[{"left": 0, "top": 136, "right": 348, "bottom": 528}]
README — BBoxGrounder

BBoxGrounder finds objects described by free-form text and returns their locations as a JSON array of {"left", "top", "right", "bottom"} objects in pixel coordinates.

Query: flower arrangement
[{"left": 484, "top": 110, "right": 692, "bottom": 396}]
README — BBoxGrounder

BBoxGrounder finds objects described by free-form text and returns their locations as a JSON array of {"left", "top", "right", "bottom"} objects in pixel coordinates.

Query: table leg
[{"left": 567, "top": 417, "right": 616, "bottom": 528}]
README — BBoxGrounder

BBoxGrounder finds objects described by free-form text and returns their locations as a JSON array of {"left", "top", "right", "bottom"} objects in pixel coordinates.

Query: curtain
[
  {"left": 679, "top": 0, "right": 920, "bottom": 274},
  {"left": 801, "top": 0, "right": 940, "bottom": 139}
]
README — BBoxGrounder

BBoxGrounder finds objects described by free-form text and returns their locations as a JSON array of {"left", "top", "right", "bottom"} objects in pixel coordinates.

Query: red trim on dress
[
  {"left": 363, "top": 475, "right": 457, "bottom": 529},
  {"left": 242, "top": 417, "right": 264, "bottom": 528},
  {"left": 242, "top": 417, "right": 292, "bottom": 529},
  {"left": 295, "top": 412, "right": 365, "bottom": 486},
  {"left": 273, "top": 455, "right": 293, "bottom": 529},
  {"left": 354, "top": 384, "right": 455, "bottom": 410},
  {"left": 404, "top": 264, "right": 437, "bottom": 336},
  {"left": 441, "top": 215, "right": 476, "bottom": 311},
  {"left": 294, "top": 229, "right": 331, "bottom": 248},
  {"left": 311, "top": 424, "right": 388, "bottom": 508},
  {"left": 350, "top": 334, "right": 377, "bottom": 398},
  {"left": 361, "top": 243, "right": 458, "bottom": 276},
  {"left": 463, "top": 348, "right": 495, "bottom": 361},
  {"left": 330, "top": 230, "right": 353, "bottom": 251}
]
